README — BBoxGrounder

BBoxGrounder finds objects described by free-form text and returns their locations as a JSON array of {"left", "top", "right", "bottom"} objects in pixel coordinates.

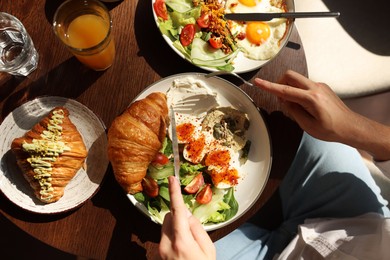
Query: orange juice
[{"left": 67, "top": 14, "right": 115, "bottom": 70}]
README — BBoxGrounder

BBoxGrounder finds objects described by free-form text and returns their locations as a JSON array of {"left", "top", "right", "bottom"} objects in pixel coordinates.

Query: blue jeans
[{"left": 215, "top": 133, "right": 390, "bottom": 259}]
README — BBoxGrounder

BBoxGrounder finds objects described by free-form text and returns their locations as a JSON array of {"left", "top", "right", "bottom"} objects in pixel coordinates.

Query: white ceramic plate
[
  {"left": 151, "top": 0, "right": 294, "bottom": 73},
  {"left": 128, "top": 73, "right": 272, "bottom": 231},
  {"left": 0, "top": 97, "right": 108, "bottom": 214}
]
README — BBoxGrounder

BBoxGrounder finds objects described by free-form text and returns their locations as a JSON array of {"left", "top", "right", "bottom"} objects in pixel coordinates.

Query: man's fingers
[
  {"left": 255, "top": 78, "right": 308, "bottom": 105},
  {"left": 284, "top": 101, "right": 315, "bottom": 128},
  {"left": 278, "top": 70, "right": 314, "bottom": 90},
  {"left": 188, "top": 216, "right": 215, "bottom": 256},
  {"left": 159, "top": 213, "right": 173, "bottom": 258},
  {"left": 168, "top": 176, "right": 191, "bottom": 240}
]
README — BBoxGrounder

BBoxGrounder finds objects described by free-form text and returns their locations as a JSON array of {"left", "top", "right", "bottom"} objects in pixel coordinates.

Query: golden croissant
[
  {"left": 107, "top": 92, "right": 169, "bottom": 194},
  {"left": 11, "top": 107, "right": 88, "bottom": 203}
]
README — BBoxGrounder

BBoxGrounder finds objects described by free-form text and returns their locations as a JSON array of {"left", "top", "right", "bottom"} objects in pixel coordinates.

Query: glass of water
[{"left": 0, "top": 12, "right": 38, "bottom": 76}]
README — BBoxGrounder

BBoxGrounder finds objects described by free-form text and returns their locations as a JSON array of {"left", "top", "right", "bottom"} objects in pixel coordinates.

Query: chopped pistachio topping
[{"left": 22, "top": 109, "right": 71, "bottom": 202}]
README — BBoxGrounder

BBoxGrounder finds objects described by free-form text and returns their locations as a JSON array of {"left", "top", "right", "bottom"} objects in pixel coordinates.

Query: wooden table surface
[{"left": 0, "top": 0, "right": 306, "bottom": 259}]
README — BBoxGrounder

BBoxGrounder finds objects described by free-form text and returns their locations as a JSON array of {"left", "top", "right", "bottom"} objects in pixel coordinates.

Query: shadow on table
[
  {"left": 323, "top": 0, "right": 390, "bottom": 56},
  {"left": 91, "top": 168, "right": 161, "bottom": 259},
  {"left": 0, "top": 58, "right": 104, "bottom": 122},
  {"left": 1, "top": 214, "right": 76, "bottom": 260},
  {"left": 43, "top": 0, "right": 123, "bottom": 24}
]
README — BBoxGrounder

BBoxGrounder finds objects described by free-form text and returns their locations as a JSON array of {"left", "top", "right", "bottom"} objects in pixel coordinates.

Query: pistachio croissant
[
  {"left": 11, "top": 107, "right": 88, "bottom": 203},
  {"left": 107, "top": 92, "right": 169, "bottom": 194}
]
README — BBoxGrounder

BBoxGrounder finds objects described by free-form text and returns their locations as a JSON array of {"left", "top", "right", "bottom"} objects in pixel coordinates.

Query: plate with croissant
[
  {"left": 107, "top": 73, "right": 272, "bottom": 231},
  {"left": 0, "top": 96, "right": 108, "bottom": 214}
]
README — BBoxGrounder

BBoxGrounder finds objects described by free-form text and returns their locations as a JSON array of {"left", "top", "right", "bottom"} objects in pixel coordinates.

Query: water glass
[
  {"left": 0, "top": 12, "right": 39, "bottom": 76},
  {"left": 53, "top": 0, "right": 115, "bottom": 71}
]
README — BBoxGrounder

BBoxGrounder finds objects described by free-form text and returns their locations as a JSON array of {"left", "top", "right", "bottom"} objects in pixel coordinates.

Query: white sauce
[{"left": 167, "top": 77, "right": 220, "bottom": 116}]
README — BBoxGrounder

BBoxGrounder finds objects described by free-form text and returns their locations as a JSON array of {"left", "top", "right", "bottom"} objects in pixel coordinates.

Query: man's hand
[{"left": 159, "top": 176, "right": 216, "bottom": 260}]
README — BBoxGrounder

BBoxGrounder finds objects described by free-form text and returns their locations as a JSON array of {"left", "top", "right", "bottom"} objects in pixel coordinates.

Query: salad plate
[
  {"left": 128, "top": 73, "right": 272, "bottom": 231},
  {"left": 151, "top": 0, "right": 294, "bottom": 73},
  {"left": 0, "top": 97, "right": 108, "bottom": 214}
]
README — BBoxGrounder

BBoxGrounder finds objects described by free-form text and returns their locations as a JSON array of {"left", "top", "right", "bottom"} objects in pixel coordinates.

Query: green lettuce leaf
[
  {"left": 166, "top": 0, "right": 194, "bottom": 12},
  {"left": 192, "top": 188, "right": 231, "bottom": 224},
  {"left": 221, "top": 187, "right": 239, "bottom": 221}
]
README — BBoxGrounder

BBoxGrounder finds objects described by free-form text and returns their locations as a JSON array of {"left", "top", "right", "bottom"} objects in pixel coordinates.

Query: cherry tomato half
[
  {"left": 180, "top": 24, "right": 195, "bottom": 47},
  {"left": 197, "top": 13, "right": 210, "bottom": 28},
  {"left": 209, "top": 36, "right": 223, "bottom": 49},
  {"left": 151, "top": 152, "right": 169, "bottom": 166},
  {"left": 142, "top": 175, "right": 159, "bottom": 198},
  {"left": 196, "top": 184, "right": 212, "bottom": 204},
  {"left": 153, "top": 0, "right": 168, "bottom": 20},
  {"left": 184, "top": 173, "right": 205, "bottom": 194}
]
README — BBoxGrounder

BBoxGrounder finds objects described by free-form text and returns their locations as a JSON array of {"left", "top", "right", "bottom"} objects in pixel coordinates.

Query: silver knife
[
  {"left": 224, "top": 11, "right": 340, "bottom": 21},
  {"left": 170, "top": 107, "right": 181, "bottom": 181}
]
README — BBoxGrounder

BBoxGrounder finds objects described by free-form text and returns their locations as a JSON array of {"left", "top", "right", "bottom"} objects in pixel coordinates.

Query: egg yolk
[
  {"left": 177, "top": 123, "right": 196, "bottom": 143},
  {"left": 238, "top": 0, "right": 257, "bottom": 7},
  {"left": 246, "top": 22, "right": 271, "bottom": 45},
  {"left": 205, "top": 150, "right": 231, "bottom": 168},
  {"left": 185, "top": 135, "right": 206, "bottom": 164},
  {"left": 205, "top": 150, "right": 240, "bottom": 187},
  {"left": 209, "top": 168, "right": 240, "bottom": 187}
]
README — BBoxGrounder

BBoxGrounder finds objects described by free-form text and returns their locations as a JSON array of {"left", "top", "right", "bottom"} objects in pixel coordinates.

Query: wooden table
[{"left": 0, "top": 0, "right": 306, "bottom": 259}]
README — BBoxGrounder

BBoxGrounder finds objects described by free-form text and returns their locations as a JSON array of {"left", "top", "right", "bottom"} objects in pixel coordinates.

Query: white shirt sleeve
[
  {"left": 277, "top": 213, "right": 390, "bottom": 260},
  {"left": 374, "top": 160, "right": 390, "bottom": 179}
]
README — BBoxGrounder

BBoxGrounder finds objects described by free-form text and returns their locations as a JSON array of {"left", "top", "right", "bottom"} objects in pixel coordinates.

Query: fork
[
  {"left": 205, "top": 71, "right": 254, "bottom": 88},
  {"left": 172, "top": 94, "right": 219, "bottom": 115}
]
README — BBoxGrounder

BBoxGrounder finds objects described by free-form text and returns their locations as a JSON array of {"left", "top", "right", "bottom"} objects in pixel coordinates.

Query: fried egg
[
  {"left": 176, "top": 112, "right": 245, "bottom": 188},
  {"left": 225, "top": 0, "right": 288, "bottom": 60}
]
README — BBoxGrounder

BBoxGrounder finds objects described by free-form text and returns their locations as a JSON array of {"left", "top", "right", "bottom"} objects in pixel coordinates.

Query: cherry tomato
[
  {"left": 180, "top": 24, "right": 195, "bottom": 47},
  {"left": 142, "top": 175, "right": 159, "bottom": 198},
  {"left": 196, "top": 184, "right": 212, "bottom": 204},
  {"left": 151, "top": 152, "right": 169, "bottom": 166},
  {"left": 153, "top": 0, "right": 168, "bottom": 20},
  {"left": 184, "top": 173, "right": 204, "bottom": 194},
  {"left": 236, "top": 32, "right": 246, "bottom": 41},
  {"left": 196, "top": 13, "right": 210, "bottom": 28},
  {"left": 209, "top": 36, "right": 223, "bottom": 49}
]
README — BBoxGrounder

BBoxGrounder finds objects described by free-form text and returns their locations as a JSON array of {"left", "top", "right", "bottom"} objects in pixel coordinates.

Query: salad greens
[
  {"left": 133, "top": 136, "right": 239, "bottom": 225},
  {"left": 156, "top": 0, "right": 240, "bottom": 71}
]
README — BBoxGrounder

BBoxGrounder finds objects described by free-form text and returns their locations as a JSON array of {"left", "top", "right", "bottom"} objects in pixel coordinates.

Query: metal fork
[
  {"left": 172, "top": 94, "right": 219, "bottom": 115},
  {"left": 205, "top": 71, "right": 254, "bottom": 87}
]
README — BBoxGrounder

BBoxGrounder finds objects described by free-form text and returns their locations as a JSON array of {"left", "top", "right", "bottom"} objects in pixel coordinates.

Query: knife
[
  {"left": 170, "top": 107, "right": 181, "bottom": 181},
  {"left": 224, "top": 11, "right": 340, "bottom": 21}
]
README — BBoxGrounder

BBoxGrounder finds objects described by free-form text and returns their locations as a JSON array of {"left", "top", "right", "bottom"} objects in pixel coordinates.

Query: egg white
[
  {"left": 182, "top": 130, "right": 214, "bottom": 164},
  {"left": 225, "top": 0, "right": 274, "bottom": 13},
  {"left": 225, "top": 0, "right": 288, "bottom": 60},
  {"left": 206, "top": 147, "right": 243, "bottom": 189}
]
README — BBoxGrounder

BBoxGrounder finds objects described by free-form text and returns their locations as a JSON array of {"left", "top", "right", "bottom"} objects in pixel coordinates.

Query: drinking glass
[
  {"left": 53, "top": 0, "right": 115, "bottom": 71},
  {"left": 0, "top": 12, "right": 39, "bottom": 76}
]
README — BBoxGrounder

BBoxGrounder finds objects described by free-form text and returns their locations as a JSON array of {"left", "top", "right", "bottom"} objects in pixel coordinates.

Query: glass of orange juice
[{"left": 53, "top": 0, "right": 115, "bottom": 71}]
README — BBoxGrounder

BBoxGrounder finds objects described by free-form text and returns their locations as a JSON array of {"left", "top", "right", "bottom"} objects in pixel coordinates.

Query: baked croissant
[
  {"left": 107, "top": 92, "right": 169, "bottom": 194},
  {"left": 11, "top": 107, "right": 88, "bottom": 203}
]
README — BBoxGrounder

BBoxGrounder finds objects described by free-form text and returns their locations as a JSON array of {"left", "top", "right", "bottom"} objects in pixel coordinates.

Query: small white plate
[
  {"left": 0, "top": 97, "right": 108, "bottom": 214},
  {"left": 151, "top": 0, "right": 294, "bottom": 73},
  {"left": 128, "top": 73, "right": 272, "bottom": 231}
]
